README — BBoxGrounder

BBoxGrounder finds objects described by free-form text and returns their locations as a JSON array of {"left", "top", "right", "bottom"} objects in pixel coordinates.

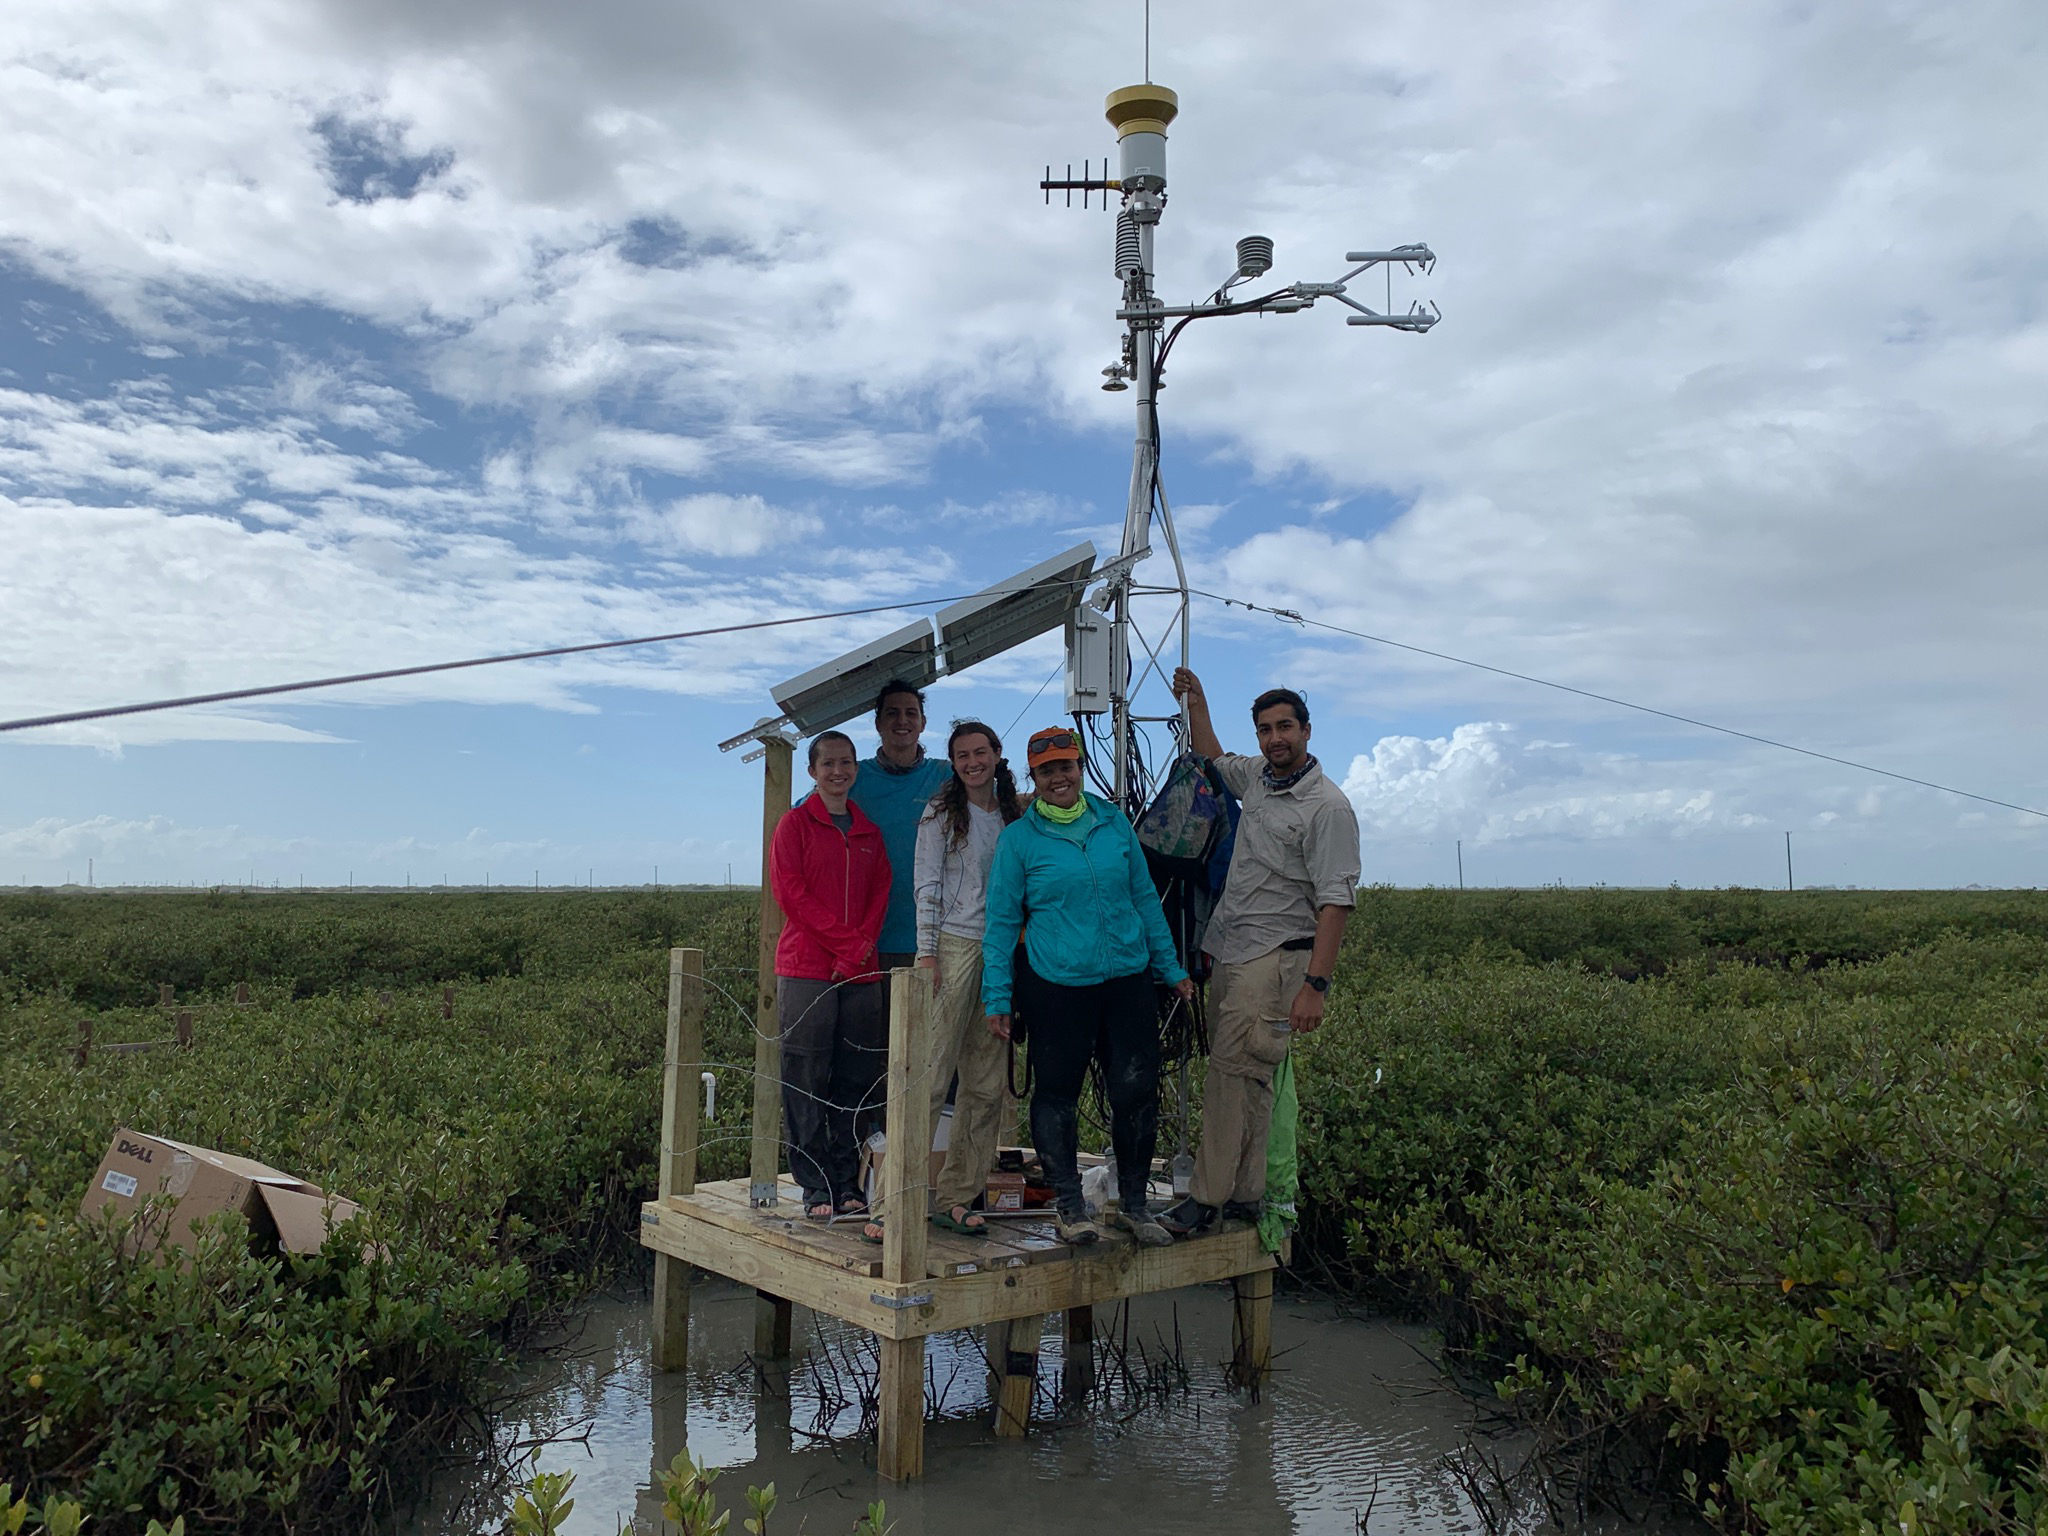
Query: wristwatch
[{"left": 1304, "top": 974, "right": 1330, "bottom": 994}]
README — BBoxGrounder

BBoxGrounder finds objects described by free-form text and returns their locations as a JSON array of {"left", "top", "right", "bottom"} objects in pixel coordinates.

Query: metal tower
[{"left": 1044, "top": 83, "right": 1440, "bottom": 815}]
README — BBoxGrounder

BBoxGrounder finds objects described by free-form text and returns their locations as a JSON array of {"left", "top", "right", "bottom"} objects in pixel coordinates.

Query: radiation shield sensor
[
  {"left": 934, "top": 542, "right": 1097, "bottom": 676},
  {"left": 769, "top": 620, "right": 939, "bottom": 737}
]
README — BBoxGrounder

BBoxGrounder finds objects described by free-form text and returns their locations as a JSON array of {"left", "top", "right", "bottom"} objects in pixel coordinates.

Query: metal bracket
[
  {"left": 749, "top": 1181, "right": 781, "bottom": 1209},
  {"left": 870, "top": 1290, "right": 935, "bottom": 1310},
  {"left": 1085, "top": 545, "right": 1153, "bottom": 604},
  {"left": 639, "top": 1209, "right": 660, "bottom": 1226},
  {"left": 718, "top": 715, "right": 797, "bottom": 755}
]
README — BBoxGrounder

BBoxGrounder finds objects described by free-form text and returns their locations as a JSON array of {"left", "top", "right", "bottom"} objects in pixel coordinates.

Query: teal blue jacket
[
  {"left": 980, "top": 794, "right": 1189, "bottom": 1014},
  {"left": 848, "top": 752, "right": 951, "bottom": 955}
]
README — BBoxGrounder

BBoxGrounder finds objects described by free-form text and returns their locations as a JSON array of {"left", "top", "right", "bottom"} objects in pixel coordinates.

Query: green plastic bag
[{"left": 1257, "top": 1051, "right": 1298, "bottom": 1254}]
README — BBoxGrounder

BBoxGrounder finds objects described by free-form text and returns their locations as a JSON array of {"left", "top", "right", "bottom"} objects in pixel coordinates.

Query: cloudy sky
[{"left": 2, "top": 0, "right": 2043, "bottom": 890}]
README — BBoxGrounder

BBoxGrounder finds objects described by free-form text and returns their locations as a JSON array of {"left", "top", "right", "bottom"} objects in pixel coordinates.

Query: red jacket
[{"left": 770, "top": 795, "right": 891, "bottom": 981}]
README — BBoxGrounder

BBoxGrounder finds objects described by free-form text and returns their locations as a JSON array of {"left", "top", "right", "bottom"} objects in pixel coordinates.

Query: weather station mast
[{"left": 1041, "top": 78, "right": 1440, "bottom": 815}]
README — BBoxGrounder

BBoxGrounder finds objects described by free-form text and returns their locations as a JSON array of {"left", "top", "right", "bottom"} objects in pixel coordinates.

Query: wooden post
[
  {"left": 174, "top": 1010, "right": 194, "bottom": 1048},
  {"left": 877, "top": 1335, "right": 926, "bottom": 1481},
  {"left": 158, "top": 983, "right": 173, "bottom": 1008},
  {"left": 376, "top": 990, "right": 393, "bottom": 1024},
  {"left": 991, "top": 1314, "right": 1044, "bottom": 1437},
  {"left": 1062, "top": 1305, "right": 1095, "bottom": 1400},
  {"left": 1229, "top": 1269, "right": 1275, "bottom": 1393},
  {"left": 233, "top": 982, "right": 251, "bottom": 1006},
  {"left": 74, "top": 1019, "right": 91, "bottom": 1069},
  {"left": 753, "top": 1289, "right": 793, "bottom": 1360},
  {"left": 879, "top": 968, "right": 932, "bottom": 1282},
  {"left": 441, "top": 985, "right": 455, "bottom": 1020},
  {"left": 654, "top": 947, "right": 704, "bottom": 1373},
  {"left": 876, "top": 967, "right": 932, "bottom": 1479},
  {"left": 749, "top": 739, "right": 793, "bottom": 1209}
]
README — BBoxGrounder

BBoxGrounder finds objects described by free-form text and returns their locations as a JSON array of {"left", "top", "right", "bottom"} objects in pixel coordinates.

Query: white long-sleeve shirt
[{"left": 913, "top": 799, "right": 1004, "bottom": 956}]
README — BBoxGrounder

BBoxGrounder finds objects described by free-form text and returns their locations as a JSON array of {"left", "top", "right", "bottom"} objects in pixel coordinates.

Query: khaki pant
[
  {"left": 927, "top": 930, "right": 1012, "bottom": 1215},
  {"left": 1190, "top": 946, "right": 1307, "bottom": 1208}
]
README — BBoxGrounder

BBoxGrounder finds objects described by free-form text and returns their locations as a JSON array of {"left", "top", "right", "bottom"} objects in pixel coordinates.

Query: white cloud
[
  {"left": 622, "top": 492, "right": 821, "bottom": 558},
  {"left": 1343, "top": 722, "right": 1799, "bottom": 845}
]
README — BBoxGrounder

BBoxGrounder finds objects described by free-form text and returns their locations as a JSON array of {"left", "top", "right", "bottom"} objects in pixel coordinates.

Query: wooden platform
[
  {"left": 639, "top": 935, "right": 1278, "bottom": 1480},
  {"left": 640, "top": 1174, "right": 1274, "bottom": 1339}
]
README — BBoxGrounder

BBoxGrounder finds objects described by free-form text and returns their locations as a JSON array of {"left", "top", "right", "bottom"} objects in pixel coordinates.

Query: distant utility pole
[
  {"left": 1786, "top": 831, "right": 1794, "bottom": 892},
  {"left": 1456, "top": 840, "right": 1464, "bottom": 891}
]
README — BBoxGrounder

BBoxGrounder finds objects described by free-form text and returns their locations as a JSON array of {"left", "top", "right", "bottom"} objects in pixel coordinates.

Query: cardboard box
[
  {"left": 78, "top": 1129, "right": 365, "bottom": 1259},
  {"left": 984, "top": 1171, "right": 1029, "bottom": 1213}
]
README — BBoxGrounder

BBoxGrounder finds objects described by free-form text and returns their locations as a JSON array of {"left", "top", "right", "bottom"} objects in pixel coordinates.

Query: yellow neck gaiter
[{"left": 1034, "top": 795, "right": 1089, "bottom": 825}]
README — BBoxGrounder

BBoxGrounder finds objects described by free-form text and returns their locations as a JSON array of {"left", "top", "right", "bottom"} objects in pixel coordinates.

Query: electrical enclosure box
[{"left": 1064, "top": 603, "right": 1111, "bottom": 715}]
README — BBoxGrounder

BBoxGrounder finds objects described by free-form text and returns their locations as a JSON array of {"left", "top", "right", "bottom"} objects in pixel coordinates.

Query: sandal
[
  {"left": 931, "top": 1205, "right": 989, "bottom": 1238},
  {"left": 837, "top": 1195, "right": 870, "bottom": 1218},
  {"left": 805, "top": 1201, "right": 834, "bottom": 1222},
  {"left": 860, "top": 1218, "right": 885, "bottom": 1245}
]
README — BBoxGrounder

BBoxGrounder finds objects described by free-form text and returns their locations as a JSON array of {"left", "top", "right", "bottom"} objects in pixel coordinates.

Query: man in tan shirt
[{"left": 1160, "top": 668, "right": 1361, "bottom": 1237}]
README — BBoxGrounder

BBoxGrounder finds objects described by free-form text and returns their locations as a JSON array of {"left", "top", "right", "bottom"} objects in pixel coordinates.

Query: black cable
[
  {"left": 1004, "top": 660, "right": 1065, "bottom": 741},
  {"left": 1190, "top": 588, "right": 2048, "bottom": 822},
  {"left": 0, "top": 585, "right": 1082, "bottom": 736}
]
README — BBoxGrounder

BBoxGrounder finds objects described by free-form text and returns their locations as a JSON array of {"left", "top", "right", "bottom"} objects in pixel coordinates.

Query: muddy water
[{"left": 412, "top": 1268, "right": 1646, "bottom": 1535}]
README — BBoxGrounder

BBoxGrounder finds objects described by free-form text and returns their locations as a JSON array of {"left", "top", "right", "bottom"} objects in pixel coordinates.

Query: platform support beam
[
  {"left": 1230, "top": 1268, "right": 1274, "bottom": 1392},
  {"left": 754, "top": 1290, "right": 793, "bottom": 1360},
  {"left": 1062, "top": 1305, "right": 1095, "bottom": 1400},
  {"left": 990, "top": 1313, "right": 1044, "bottom": 1436},
  {"left": 749, "top": 740, "right": 793, "bottom": 1209},
  {"left": 654, "top": 947, "right": 704, "bottom": 1373}
]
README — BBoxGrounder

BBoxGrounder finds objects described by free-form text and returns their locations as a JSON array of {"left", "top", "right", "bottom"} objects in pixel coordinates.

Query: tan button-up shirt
[{"left": 1206, "top": 753, "right": 1361, "bottom": 966}]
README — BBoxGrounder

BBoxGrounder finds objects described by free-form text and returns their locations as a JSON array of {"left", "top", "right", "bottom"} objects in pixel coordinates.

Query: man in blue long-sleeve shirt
[{"left": 847, "top": 680, "right": 950, "bottom": 971}]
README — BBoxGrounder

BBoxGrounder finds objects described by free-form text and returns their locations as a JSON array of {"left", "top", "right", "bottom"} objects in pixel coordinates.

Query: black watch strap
[{"left": 1305, "top": 973, "right": 1330, "bottom": 994}]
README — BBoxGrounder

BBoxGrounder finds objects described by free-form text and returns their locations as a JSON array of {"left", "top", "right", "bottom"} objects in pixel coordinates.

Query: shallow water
[{"left": 409, "top": 1267, "right": 1657, "bottom": 1535}]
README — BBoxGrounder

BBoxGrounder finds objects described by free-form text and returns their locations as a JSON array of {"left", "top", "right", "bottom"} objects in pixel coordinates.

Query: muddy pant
[
  {"left": 777, "top": 976, "right": 888, "bottom": 1209},
  {"left": 1190, "top": 945, "right": 1308, "bottom": 1208},
  {"left": 1017, "top": 968, "right": 1159, "bottom": 1214},
  {"left": 928, "top": 932, "right": 1011, "bottom": 1215}
]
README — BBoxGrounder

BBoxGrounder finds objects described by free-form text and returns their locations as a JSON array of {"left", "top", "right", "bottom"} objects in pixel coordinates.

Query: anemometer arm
[{"left": 1118, "top": 244, "right": 1441, "bottom": 331}]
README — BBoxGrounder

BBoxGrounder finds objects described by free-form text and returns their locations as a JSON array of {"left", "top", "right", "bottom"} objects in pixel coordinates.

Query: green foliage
[
  {"left": 1290, "top": 910, "right": 2048, "bottom": 1535},
  {"left": 506, "top": 1463, "right": 575, "bottom": 1536},
  {"left": 850, "top": 1500, "right": 892, "bottom": 1536},
  {"left": 0, "top": 889, "right": 754, "bottom": 1009},
  {"left": 2, "top": 892, "right": 758, "bottom": 1535},
  {"left": 742, "top": 1482, "right": 776, "bottom": 1536},
  {"left": 655, "top": 1452, "right": 728, "bottom": 1536}
]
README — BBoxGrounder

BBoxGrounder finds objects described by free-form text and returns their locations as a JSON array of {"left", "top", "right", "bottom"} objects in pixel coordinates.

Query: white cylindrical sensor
[{"left": 1104, "top": 84, "right": 1178, "bottom": 194}]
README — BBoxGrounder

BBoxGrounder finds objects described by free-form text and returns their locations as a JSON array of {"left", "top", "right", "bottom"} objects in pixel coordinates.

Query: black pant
[
  {"left": 777, "top": 976, "right": 888, "bottom": 1207},
  {"left": 1017, "top": 968, "right": 1160, "bottom": 1215}
]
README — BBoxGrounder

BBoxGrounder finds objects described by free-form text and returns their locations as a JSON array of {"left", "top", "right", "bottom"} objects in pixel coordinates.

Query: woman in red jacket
[{"left": 770, "top": 730, "right": 892, "bottom": 1221}]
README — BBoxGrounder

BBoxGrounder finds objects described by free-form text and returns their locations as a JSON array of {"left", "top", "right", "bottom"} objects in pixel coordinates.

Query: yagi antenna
[{"left": 1039, "top": 83, "right": 1443, "bottom": 814}]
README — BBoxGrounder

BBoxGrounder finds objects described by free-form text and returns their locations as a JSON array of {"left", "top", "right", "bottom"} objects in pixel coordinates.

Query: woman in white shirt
[{"left": 915, "top": 721, "right": 1024, "bottom": 1236}]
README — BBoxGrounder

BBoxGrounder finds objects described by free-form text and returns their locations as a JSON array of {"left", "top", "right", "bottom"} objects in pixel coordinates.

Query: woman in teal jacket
[{"left": 982, "top": 726, "right": 1193, "bottom": 1246}]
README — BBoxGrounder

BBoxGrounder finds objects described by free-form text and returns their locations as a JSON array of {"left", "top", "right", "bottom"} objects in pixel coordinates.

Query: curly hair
[{"left": 931, "top": 721, "right": 1023, "bottom": 847}]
